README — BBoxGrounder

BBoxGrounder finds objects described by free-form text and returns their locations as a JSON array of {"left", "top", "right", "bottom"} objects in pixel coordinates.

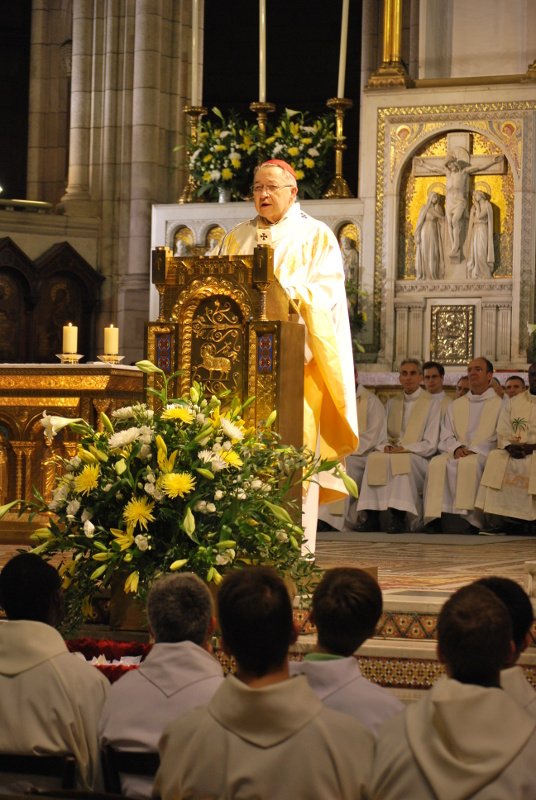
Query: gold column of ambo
[{"left": 367, "top": 0, "right": 412, "bottom": 89}]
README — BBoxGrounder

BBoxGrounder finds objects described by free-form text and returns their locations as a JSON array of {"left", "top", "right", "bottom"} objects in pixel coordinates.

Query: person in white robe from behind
[
  {"left": 369, "top": 583, "right": 536, "bottom": 800},
  {"left": 476, "top": 362, "right": 536, "bottom": 530},
  {"left": 356, "top": 359, "right": 441, "bottom": 532},
  {"left": 424, "top": 357, "right": 502, "bottom": 533}
]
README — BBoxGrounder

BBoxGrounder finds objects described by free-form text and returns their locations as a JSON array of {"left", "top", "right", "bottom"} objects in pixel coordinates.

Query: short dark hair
[
  {"left": 475, "top": 576, "right": 534, "bottom": 656},
  {"left": 311, "top": 568, "right": 382, "bottom": 656},
  {"left": 505, "top": 375, "right": 526, "bottom": 387},
  {"left": 438, "top": 584, "right": 512, "bottom": 685},
  {"left": 147, "top": 573, "right": 213, "bottom": 645},
  {"left": 473, "top": 356, "right": 494, "bottom": 374},
  {"left": 423, "top": 361, "right": 445, "bottom": 377},
  {"left": 0, "top": 553, "right": 61, "bottom": 623},
  {"left": 217, "top": 567, "right": 294, "bottom": 677}
]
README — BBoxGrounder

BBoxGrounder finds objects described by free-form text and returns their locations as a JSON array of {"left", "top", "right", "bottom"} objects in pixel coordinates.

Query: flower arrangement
[
  {"left": 187, "top": 107, "right": 335, "bottom": 201},
  {"left": 188, "top": 107, "right": 258, "bottom": 200},
  {"left": 2, "top": 361, "right": 354, "bottom": 631},
  {"left": 264, "top": 108, "right": 335, "bottom": 198}
]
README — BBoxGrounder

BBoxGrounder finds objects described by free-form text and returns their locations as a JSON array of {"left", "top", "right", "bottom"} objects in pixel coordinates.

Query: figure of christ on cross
[{"left": 413, "top": 136, "right": 505, "bottom": 264}]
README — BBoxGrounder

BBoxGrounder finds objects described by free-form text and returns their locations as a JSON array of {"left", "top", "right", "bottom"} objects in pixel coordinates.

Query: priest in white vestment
[
  {"left": 476, "top": 363, "right": 536, "bottom": 528},
  {"left": 424, "top": 357, "right": 502, "bottom": 533},
  {"left": 218, "top": 159, "right": 358, "bottom": 550},
  {"left": 356, "top": 359, "right": 441, "bottom": 532},
  {"left": 423, "top": 360, "right": 451, "bottom": 418}
]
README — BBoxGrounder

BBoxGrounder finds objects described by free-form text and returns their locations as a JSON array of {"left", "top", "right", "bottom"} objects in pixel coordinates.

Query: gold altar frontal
[{"left": 0, "top": 363, "right": 144, "bottom": 536}]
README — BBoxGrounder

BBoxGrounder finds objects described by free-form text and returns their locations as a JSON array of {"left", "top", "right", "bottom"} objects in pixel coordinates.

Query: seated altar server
[
  {"left": 424, "top": 357, "right": 503, "bottom": 533},
  {"left": 154, "top": 567, "right": 374, "bottom": 800},
  {"left": 475, "top": 576, "right": 536, "bottom": 718},
  {"left": 99, "top": 573, "right": 223, "bottom": 799},
  {"left": 475, "top": 362, "right": 536, "bottom": 531},
  {"left": 289, "top": 567, "right": 403, "bottom": 734},
  {"left": 356, "top": 359, "right": 441, "bottom": 533},
  {"left": 218, "top": 159, "right": 358, "bottom": 550},
  {"left": 0, "top": 553, "right": 109, "bottom": 793},
  {"left": 369, "top": 583, "right": 536, "bottom": 800}
]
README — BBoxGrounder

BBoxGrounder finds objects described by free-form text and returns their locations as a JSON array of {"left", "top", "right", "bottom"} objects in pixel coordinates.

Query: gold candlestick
[
  {"left": 249, "top": 101, "right": 276, "bottom": 162},
  {"left": 323, "top": 97, "right": 354, "bottom": 199},
  {"left": 178, "top": 104, "right": 208, "bottom": 204}
]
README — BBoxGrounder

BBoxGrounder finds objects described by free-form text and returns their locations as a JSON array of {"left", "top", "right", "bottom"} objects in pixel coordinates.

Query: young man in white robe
[
  {"left": 356, "top": 359, "right": 441, "bottom": 532},
  {"left": 424, "top": 356, "right": 503, "bottom": 533},
  {"left": 289, "top": 567, "right": 403, "bottom": 735},
  {"left": 218, "top": 159, "right": 358, "bottom": 550},
  {"left": 423, "top": 360, "right": 451, "bottom": 418},
  {"left": 475, "top": 362, "right": 536, "bottom": 532},
  {"left": 369, "top": 583, "right": 536, "bottom": 800},
  {"left": 154, "top": 567, "right": 374, "bottom": 800},
  {"left": 99, "top": 573, "right": 223, "bottom": 798}
]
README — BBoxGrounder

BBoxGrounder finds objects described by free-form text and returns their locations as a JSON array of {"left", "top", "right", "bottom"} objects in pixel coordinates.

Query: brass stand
[
  {"left": 323, "top": 97, "right": 354, "bottom": 199},
  {"left": 97, "top": 355, "right": 125, "bottom": 365},
  {"left": 249, "top": 101, "right": 276, "bottom": 163},
  {"left": 56, "top": 353, "right": 83, "bottom": 364},
  {"left": 178, "top": 104, "right": 208, "bottom": 204}
]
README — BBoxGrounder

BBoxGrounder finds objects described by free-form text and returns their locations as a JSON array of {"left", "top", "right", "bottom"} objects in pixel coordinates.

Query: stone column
[
  {"left": 59, "top": 0, "right": 98, "bottom": 215},
  {"left": 481, "top": 303, "right": 497, "bottom": 363}
]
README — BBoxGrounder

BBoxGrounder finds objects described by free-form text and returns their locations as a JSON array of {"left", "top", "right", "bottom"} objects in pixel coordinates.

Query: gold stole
[
  {"left": 368, "top": 392, "right": 432, "bottom": 486},
  {"left": 425, "top": 394, "right": 502, "bottom": 518},
  {"left": 481, "top": 393, "right": 536, "bottom": 495}
]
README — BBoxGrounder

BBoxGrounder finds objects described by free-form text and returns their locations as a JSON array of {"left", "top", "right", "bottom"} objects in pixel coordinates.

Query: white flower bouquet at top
[{"left": 1, "top": 360, "right": 355, "bottom": 631}]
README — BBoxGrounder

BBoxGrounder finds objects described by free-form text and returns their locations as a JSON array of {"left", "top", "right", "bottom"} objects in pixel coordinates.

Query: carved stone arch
[
  {"left": 34, "top": 241, "right": 103, "bottom": 362},
  {"left": 172, "top": 278, "right": 253, "bottom": 397}
]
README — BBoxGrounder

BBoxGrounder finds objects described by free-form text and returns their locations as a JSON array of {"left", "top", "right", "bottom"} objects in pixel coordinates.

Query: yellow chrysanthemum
[
  {"left": 214, "top": 144, "right": 226, "bottom": 152},
  {"left": 220, "top": 450, "right": 243, "bottom": 468},
  {"left": 74, "top": 464, "right": 100, "bottom": 496},
  {"left": 295, "top": 169, "right": 304, "bottom": 180},
  {"left": 202, "top": 171, "right": 212, "bottom": 183},
  {"left": 230, "top": 156, "right": 241, "bottom": 169},
  {"left": 123, "top": 496, "right": 155, "bottom": 532},
  {"left": 301, "top": 137, "right": 312, "bottom": 145},
  {"left": 304, "top": 157, "right": 315, "bottom": 169},
  {"left": 287, "top": 146, "right": 299, "bottom": 157},
  {"left": 161, "top": 472, "right": 196, "bottom": 498},
  {"left": 221, "top": 167, "right": 233, "bottom": 180},
  {"left": 202, "top": 154, "right": 212, "bottom": 162},
  {"left": 161, "top": 406, "right": 195, "bottom": 424}
]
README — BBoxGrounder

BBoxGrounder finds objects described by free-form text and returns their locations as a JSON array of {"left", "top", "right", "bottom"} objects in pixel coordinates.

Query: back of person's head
[
  {"left": 438, "top": 584, "right": 512, "bottom": 685},
  {"left": 0, "top": 552, "right": 62, "bottom": 624},
  {"left": 218, "top": 566, "right": 295, "bottom": 677},
  {"left": 147, "top": 573, "right": 214, "bottom": 645},
  {"left": 311, "top": 568, "right": 382, "bottom": 656},
  {"left": 475, "top": 576, "right": 534, "bottom": 659}
]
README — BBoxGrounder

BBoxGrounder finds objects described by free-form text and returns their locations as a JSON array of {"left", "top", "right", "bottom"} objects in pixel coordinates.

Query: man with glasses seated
[{"left": 218, "top": 159, "right": 358, "bottom": 550}]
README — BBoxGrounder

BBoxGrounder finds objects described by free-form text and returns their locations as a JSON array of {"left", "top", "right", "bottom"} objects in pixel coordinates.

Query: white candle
[
  {"left": 104, "top": 324, "right": 119, "bottom": 355},
  {"left": 337, "top": 0, "right": 349, "bottom": 98},
  {"left": 62, "top": 323, "right": 78, "bottom": 354},
  {"left": 191, "top": 0, "right": 200, "bottom": 106},
  {"left": 259, "top": 0, "right": 266, "bottom": 102}
]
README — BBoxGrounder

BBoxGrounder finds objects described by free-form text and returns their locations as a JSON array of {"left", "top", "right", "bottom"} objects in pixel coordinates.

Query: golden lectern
[{"left": 147, "top": 247, "right": 305, "bottom": 449}]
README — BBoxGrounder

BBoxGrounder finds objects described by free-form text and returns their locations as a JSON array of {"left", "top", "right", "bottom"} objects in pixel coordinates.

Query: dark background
[{"left": 0, "top": 1, "right": 362, "bottom": 200}]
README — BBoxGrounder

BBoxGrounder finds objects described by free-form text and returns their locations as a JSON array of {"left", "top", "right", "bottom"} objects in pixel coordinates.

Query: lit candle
[
  {"left": 259, "top": 0, "right": 266, "bottom": 102},
  {"left": 337, "top": 0, "right": 349, "bottom": 98},
  {"left": 104, "top": 324, "right": 119, "bottom": 355},
  {"left": 191, "top": 0, "right": 200, "bottom": 106},
  {"left": 62, "top": 322, "right": 78, "bottom": 354}
]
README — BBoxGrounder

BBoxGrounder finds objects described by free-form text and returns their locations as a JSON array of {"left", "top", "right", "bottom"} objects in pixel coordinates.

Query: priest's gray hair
[{"left": 147, "top": 572, "right": 213, "bottom": 644}]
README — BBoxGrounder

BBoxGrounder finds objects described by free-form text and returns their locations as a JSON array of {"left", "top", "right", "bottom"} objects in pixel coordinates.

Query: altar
[{"left": 0, "top": 363, "right": 144, "bottom": 535}]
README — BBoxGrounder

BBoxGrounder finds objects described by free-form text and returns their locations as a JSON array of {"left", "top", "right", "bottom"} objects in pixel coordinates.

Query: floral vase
[
  {"left": 109, "top": 575, "right": 147, "bottom": 631},
  {"left": 217, "top": 185, "right": 231, "bottom": 203}
]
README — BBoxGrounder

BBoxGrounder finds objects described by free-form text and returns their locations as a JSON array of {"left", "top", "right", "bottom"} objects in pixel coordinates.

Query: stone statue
[
  {"left": 464, "top": 190, "right": 495, "bottom": 279},
  {"left": 416, "top": 151, "right": 502, "bottom": 260},
  {"left": 340, "top": 235, "right": 359, "bottom": 283},
  {"left": 414, "top": 191, "right": 445, "bottom": 280}
]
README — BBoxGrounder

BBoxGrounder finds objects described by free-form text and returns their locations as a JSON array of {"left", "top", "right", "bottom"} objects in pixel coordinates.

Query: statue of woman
[
  {"left": 414, "top": 192, "right": 445, "bottom": 280},
  {"left": 464, "top": 191, "right": 495, "bottom": 279}
]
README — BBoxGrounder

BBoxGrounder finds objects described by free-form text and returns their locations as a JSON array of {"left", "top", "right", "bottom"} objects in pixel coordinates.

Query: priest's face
[
  {"left": 467, "top": 358, "right": 492, "bottom": 395},
  {"left": 253, "top": 166, "right": 297, "bottom": 224},
  {"left": 399, "top": 361, "right": 422, "bottom": 395},
  {"left": 528, "top": 364, "right": 536, "bottom": 395}
]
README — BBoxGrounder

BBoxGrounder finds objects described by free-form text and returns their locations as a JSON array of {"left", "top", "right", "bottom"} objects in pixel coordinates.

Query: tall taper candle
[
  {"left": 259, "top": 0, "right": 266, "bottom": 102},
  {"left": 337, "top": 0, "right": 349, "bottom": 98},
  {"left": 62, "top": 322, "right": 78, "bottom": 354},
  {"left": 104, "top": 324, "right": 119, "bottom": 355},
  {"left": 191, "top": 0, "right": 200, "bottom": 106}
]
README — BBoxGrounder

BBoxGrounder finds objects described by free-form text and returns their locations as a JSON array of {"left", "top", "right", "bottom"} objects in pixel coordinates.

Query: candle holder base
[
  {"left": 56, "top": 354, "right": 83, "bottom": 364},
  {"left": 323, "top": 175, "right": 354, "bottom": 199},
  {"left": 97, "top": 355, "right": 125, "bottom": 365}
]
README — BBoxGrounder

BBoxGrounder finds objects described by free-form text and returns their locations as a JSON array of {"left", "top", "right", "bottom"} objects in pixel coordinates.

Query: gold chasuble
[{"left": 219, "top": 203, "right": 358, "bottom": 502}]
